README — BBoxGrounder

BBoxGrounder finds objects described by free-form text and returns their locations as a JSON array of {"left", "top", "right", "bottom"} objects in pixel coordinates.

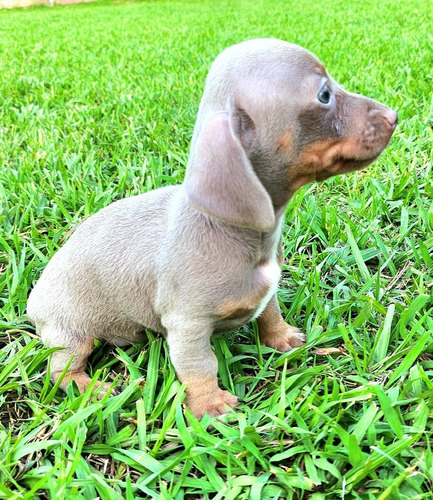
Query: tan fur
[
  {"left": 218, "top": 288, "right": 270, "bottom": 320},
  {"left": 296, "top": 137, "right": 368, "bottom": 172},
  {"left": 27, "top": 39, "right": 397, "bottom": 418},
  {"left": 55, "top": 371, "right": 114, "bottom": 396},
  {"left": 288, "top": 139, "right": 339, "bottom": 191},
  {"left": 276, "top": 127, "right": 293, "bottom": 155},
  {"left": 217, "top": 261, "right": 275, "bottom": 319},
  {"left": 258, "top": 296, "right": 306, "bottom": 351},
  {"left": 51, "top": 337, "right": 115, "bottom": 396},
  {"left": 181, "top": 374, "right": 238, "bottom": 418}
]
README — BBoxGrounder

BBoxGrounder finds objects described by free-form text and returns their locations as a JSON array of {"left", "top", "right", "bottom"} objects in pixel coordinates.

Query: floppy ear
[{"left": 185, "top": 109, "right": 275, "bottom": 231}]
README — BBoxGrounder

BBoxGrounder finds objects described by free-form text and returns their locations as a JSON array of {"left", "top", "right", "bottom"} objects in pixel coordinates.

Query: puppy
[{"left": 27, "top": 39, "right": 397, "bottom": 418}]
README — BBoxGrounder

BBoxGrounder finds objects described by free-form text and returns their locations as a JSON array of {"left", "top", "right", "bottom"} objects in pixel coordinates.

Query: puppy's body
[
  {"left": 28, "top": 39, "right": 397, "bottom": 417},
  {"left": 32, "top": 185, "right": 282, "bottom": 338}
]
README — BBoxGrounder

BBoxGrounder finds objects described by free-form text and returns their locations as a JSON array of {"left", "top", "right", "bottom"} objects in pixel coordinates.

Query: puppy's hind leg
[
  {"left": 43, "top": 328, "right": 116, "bottom": 397},
  {"left": 163, "top": 317, "right": 238, "bottom": 419},
  {"left": 258, "top": 295, "right": 306, "bottom": 352}
]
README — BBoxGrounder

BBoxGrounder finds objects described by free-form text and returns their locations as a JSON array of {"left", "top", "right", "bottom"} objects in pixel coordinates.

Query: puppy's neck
[{"left": 249, "top": 154, "right": 293, "bottom": 213}]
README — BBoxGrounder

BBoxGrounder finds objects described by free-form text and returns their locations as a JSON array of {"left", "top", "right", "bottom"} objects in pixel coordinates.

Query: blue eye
[{"left": 318, "top": 85, "right": 332, "bottom": 104}]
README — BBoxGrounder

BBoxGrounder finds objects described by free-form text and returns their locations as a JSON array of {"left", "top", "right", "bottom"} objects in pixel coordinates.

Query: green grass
[{"left": 1, "top": 0, "right": 432, "bottom": 497}]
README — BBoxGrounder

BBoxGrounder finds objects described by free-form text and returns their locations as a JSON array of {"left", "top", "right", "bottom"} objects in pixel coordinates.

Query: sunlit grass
[{"left": 0, "top": 0, "right": 432, "bottom": 497}]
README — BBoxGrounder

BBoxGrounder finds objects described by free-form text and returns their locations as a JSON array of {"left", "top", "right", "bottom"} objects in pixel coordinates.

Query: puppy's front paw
[
  {"left": 187, "top": 388, "right": 238, "bottom": 419},
  {"left": 262, "top": 324, "right": 306, "bottom": 352}
]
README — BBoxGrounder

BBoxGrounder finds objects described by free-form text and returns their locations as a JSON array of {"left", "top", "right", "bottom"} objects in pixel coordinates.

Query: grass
[{"left": 0, "top": 0, "right": 432, "bottom": 497}]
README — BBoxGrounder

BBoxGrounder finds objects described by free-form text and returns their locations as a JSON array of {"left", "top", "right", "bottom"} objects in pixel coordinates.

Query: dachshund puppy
[{"left": 27, "top": 39, "right": 397, "bottom": 418}]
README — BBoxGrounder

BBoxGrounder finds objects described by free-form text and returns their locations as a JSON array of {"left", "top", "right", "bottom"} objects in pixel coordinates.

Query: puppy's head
[{"left": 186, "top": 39, "right": 397, "bottom": 230}]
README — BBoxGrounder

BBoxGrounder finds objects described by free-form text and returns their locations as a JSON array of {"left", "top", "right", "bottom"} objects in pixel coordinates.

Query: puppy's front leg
[
  {"left": 164, "top": 317, "right": 238, "bottom": 418},
  {"left": 258, "top": 295, "right": 306, "bottom": 352}
]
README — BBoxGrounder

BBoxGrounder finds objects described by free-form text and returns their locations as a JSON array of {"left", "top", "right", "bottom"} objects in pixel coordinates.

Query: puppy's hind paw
[{"left": 55, "top": 370, "right": 118, "bottom": 399}]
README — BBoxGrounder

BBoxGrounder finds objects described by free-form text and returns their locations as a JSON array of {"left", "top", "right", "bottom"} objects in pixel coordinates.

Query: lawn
[{"left": 0, "top": 0, "right": 432, "bottom": 498}]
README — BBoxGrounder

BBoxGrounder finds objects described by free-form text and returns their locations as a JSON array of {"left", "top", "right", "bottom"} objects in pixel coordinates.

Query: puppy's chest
[{"left": 216, "top": 260, "right": 281, "bottom": 327}]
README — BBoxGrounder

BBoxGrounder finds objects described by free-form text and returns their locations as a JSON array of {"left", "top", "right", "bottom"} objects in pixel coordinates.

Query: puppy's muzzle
[{"left": 383, "top": 108, "right": 398, "bottom": 130}]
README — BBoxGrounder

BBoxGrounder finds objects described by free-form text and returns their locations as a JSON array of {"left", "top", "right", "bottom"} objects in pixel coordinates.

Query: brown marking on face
[
  {"left": 288, "top": 86, "right": 397, "bottom": 197},
  {"left": 276, "top": 127, "right": 293, "bottom": 155},
  {"left": 314, "top": 63, "right": 326, "bottom": 75},
  {"left": 288, "top": 136, "right": 375, "bottom": 192},
  {"left": 287, "top": 138, "right": 336, "bottom": 191}
]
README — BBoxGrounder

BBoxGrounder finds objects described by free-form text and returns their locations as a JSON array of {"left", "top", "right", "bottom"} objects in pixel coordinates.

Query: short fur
[{"left": 27, "top": 39, "right": 397, "bottom": 418}]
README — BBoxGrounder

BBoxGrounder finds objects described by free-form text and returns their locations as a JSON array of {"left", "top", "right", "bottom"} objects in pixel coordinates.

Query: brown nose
[{"left": 384, "top": 109, "right": 398, "bottom": 130}]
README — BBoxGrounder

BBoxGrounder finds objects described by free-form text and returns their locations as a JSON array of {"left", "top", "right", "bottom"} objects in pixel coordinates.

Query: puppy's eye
[{"left": 318, "top": 85, "right": 332, "bottom": 104}]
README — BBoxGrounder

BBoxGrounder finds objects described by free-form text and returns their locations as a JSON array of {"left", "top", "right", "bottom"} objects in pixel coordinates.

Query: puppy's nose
[{"left": 384, "top": 109, "right": 398, "bottom": 130}]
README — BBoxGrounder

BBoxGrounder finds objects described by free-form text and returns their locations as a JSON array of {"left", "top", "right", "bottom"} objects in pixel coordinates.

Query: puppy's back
[{"left": 27, "top": 185, "right": 179, "bottom": 339}]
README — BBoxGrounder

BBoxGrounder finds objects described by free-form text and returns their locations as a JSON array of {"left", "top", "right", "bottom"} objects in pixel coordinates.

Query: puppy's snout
[
  {"left": 366, "top": 105, "right": 398, "bottom": 142},
  {"left": 383, "top": 108, "right": 398, "bottom": 130}
]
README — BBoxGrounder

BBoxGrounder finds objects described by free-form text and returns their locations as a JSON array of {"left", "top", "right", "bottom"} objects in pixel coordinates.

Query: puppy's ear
[{"left": 185, "top": 108, "right": 275, "bottom": 231}]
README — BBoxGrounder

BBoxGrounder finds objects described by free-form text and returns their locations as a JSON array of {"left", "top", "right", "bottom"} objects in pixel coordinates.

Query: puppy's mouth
[{"left": 314, "top": 153, "right": 381, "bottom": 181}]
